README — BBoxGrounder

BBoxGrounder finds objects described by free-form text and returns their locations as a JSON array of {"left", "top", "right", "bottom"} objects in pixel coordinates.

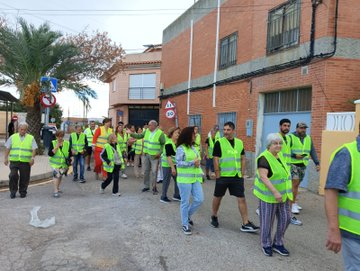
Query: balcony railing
[{"left": 326, "top": 112, "right": 355, "bottom": 131}]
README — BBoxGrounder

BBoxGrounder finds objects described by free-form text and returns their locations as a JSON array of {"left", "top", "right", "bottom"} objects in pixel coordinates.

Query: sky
[{"left": 0, "top": 0, "right": 196, "bottom": 118}]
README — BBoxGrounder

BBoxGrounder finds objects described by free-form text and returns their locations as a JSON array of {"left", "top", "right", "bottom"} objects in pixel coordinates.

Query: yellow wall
[{"left": 319, "top": 100, "right": 360, "bottom": 195}]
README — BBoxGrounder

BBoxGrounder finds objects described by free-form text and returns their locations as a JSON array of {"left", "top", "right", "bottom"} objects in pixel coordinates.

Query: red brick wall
[
  {"left": 160, "top": 59, "right": 360, "bottom": 158},
  {"left": 160, "top": 0, "right": 360, "bottom": 158}
]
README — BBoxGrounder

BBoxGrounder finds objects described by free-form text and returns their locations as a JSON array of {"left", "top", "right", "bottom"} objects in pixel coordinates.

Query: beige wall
[
  {"left": 319, "top": 100, "right": 360, "bottom": 195},
  {"left": 0, "top": 112, "right": 27, "bottom": 135},
  {"left": 108, "top": 51, "right": 162, "bottom": 108},
  {"left": 109, "top": 67, "right": 161, "bottom": 107}
]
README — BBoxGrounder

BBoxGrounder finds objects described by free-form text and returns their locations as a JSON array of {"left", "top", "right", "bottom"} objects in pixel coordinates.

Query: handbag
[{"left": 60, "top": 147, "right": 72, "bottom": 167}]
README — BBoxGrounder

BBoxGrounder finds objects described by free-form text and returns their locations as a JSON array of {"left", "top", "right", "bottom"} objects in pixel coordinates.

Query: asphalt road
[{"left": 0, "top": 169, "right": 343, "bottom": 271}]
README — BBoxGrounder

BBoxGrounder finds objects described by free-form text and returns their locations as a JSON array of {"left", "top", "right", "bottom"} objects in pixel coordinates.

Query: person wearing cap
[
  {"left": 324, "top": 121, "right": 360, "bottom": 271},
  {"left": 288, "top": 122, "right": 320, "bottom": 226},
  {"left": 4, "top": 122, "right": 38, "bottom": 198},
  {"left": 92, "top": 118, "right": 113, "bottom": 180}
]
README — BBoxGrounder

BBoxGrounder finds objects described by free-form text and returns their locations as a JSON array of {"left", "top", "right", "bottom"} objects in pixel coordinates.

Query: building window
[
  {"left": 219, "top": 32, "right": 237, "bottom": 69},
  {"left": 111, "top": 78, "right": 116, "bottom": 92},
  {"left": 217, "top": 112, "right": 237, "bottom": 136},
  {"left": 264, "top": 88, "right": 312, "bottom": 113},
  {"left": 129, "top": 73, "right": 156, "bottom": 99},
  {"left": 188, "top": 115, "right": 202, "bottom": 132},
  {"left": 267, "top": 0, "right": 300, "bottom": 53}
]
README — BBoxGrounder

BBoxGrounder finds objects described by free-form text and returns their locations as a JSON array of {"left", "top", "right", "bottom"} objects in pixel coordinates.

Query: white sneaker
[
  {"left": 255, "top": 208, "right": 260, "bottom": 216},
  {"left": 290, "top": 216, "right": 303, "bottom": 226},
  {"left": 100, "top": 187, "right": 105, "bottom": 194},
  {"left": 294, "top": 202, "right": 302, "bottom": 210},
  {"left": 121, "top": 173, "right": 128, "bottom": 179},
  {"left": 112, "top": 192, "right": 121, "bottom": 197},
  {"left": 291, "top": 204, "right": 300, "bottom": 214},
  {"left": 126, "top": 162, "right": 130, "bottom": 167}
]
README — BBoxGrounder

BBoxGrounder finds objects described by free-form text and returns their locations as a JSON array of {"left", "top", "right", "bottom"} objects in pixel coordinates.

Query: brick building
[
  {"left": 159, "top": 0, "right": 360, "bottom": 189},
  {"left": 101, "top": 45, "right": 162, "bottom": 128}
]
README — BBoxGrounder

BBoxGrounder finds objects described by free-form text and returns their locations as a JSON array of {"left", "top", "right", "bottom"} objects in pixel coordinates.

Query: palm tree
[{"left": 0, "top": 19, "right": 98, "bottom": 151}]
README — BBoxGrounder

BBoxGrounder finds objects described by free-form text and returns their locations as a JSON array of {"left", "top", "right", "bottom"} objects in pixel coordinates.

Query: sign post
[
  {"left": 164, "top": 99, "right": 178, "bottom": 127},
  {"left": 40, "top": 77, "right": 58, "bottom": 127}
]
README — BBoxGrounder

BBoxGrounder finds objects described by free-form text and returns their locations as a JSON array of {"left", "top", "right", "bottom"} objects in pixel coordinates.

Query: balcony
[{"left": 326, "top": 112, "right": 356, "bottom": 131}]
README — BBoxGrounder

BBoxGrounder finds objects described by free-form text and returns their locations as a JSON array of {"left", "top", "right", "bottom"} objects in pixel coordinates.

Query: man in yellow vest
[
  {"left": 84, "top": 120, "right": 96, "bottom": 171},
  {"left": 210, "top": 121, "right": 259, "bottom": 232},
  {"left": 70, "top": 125, "right": 88, "bottom": 183},
  {"left": 325, "top": 122, "right": 360, "bottom": 271},
  {"left": 129, "top": 120, "right": 165, "bottom": 193},
  {"left": 4, "top": 122, "right": 38, "bottom": 199},
  {"left": 289, "top": 122, "right": 320, "bottom": 225}
]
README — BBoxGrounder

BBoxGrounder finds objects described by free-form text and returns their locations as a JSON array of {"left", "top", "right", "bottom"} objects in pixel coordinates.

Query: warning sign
[{"left": 164, "top": 100, "right": 175, "bottom": 109}]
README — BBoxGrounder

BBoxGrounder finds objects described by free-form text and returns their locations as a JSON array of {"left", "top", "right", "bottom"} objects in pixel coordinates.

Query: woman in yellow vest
[
  {"left": 100, "top": 134, "right": 125, "bottom": 196},
  {"left": 48, "top": 130, "right": 71, "bottom": 198},
  {"left": 176, "top": 126, "right": 204, "bottom": 235},
  {"left": 253, "top": 133, "right": 293, "bottom": 257},
  {"left": 160, "top": 127, "right": 181, "bottom": 203},
  {"left": 92, "top": 118, "right": 113, "bottom": 180}
]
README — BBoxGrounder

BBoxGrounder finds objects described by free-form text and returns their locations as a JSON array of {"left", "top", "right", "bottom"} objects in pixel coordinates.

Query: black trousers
[
  {"left": 101, "top": 164, "right": 121, "bottom": 193},
  {"left": 9, "top": 161, "right": 31, "bottom": 195}
]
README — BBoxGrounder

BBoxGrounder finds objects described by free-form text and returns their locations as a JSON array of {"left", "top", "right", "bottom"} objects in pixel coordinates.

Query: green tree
[
  {"left": 0, "top": 18, "right": 124, "bottom": 152},
  {"left": 49, "top": 103, "right": 63, "bottom": 129}
]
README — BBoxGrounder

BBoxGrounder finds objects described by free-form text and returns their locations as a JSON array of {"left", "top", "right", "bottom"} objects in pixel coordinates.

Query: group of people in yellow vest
[{"left": 4, "top": 117, "right": 359, "bottom": 268}]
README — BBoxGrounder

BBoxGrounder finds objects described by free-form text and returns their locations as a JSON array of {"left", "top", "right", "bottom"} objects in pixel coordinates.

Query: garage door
[
  {"left": 129, "top": 106, "right": 159, "bottom": 128},
  {"left": 261, "top": 88, "right": 312, "bottom": 188}
]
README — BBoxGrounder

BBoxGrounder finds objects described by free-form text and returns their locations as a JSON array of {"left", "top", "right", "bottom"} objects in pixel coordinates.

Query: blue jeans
[
  {"left": 177, "top": 181, "right": 204, "bottom": 227},
  {"left": 206, "top": 158, "right": 214, "bottom": 172},
  {"left": 73, "top": 154, "right": 85, "bottom": 180},
  {"left": 342, "top": 236, "right": 360, "bottom": 271},
  {"left": 161, "top": 167, "right": 180, "bottom": 199}
]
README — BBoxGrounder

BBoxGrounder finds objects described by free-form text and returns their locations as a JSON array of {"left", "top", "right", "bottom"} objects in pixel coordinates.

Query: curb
[{"left": 0, "top": 172, "right": 53, "bottom": 188}]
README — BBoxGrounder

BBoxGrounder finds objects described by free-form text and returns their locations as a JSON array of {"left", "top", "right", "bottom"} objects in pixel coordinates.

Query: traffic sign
[
  {"left": 50, "top": 117, "right": 56, "bottom": 123},
  {"left": 164, "top": 100, "right": 175, "bottom": 109},
  {"left": 165, "top": 109, "right": 176, "bottom": 119},
  {"left": 40, "top": 76, "right": 58, "bottom": 93},
  {"left": 40, "top": 93, "right": 57, "bottom": 108}
]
